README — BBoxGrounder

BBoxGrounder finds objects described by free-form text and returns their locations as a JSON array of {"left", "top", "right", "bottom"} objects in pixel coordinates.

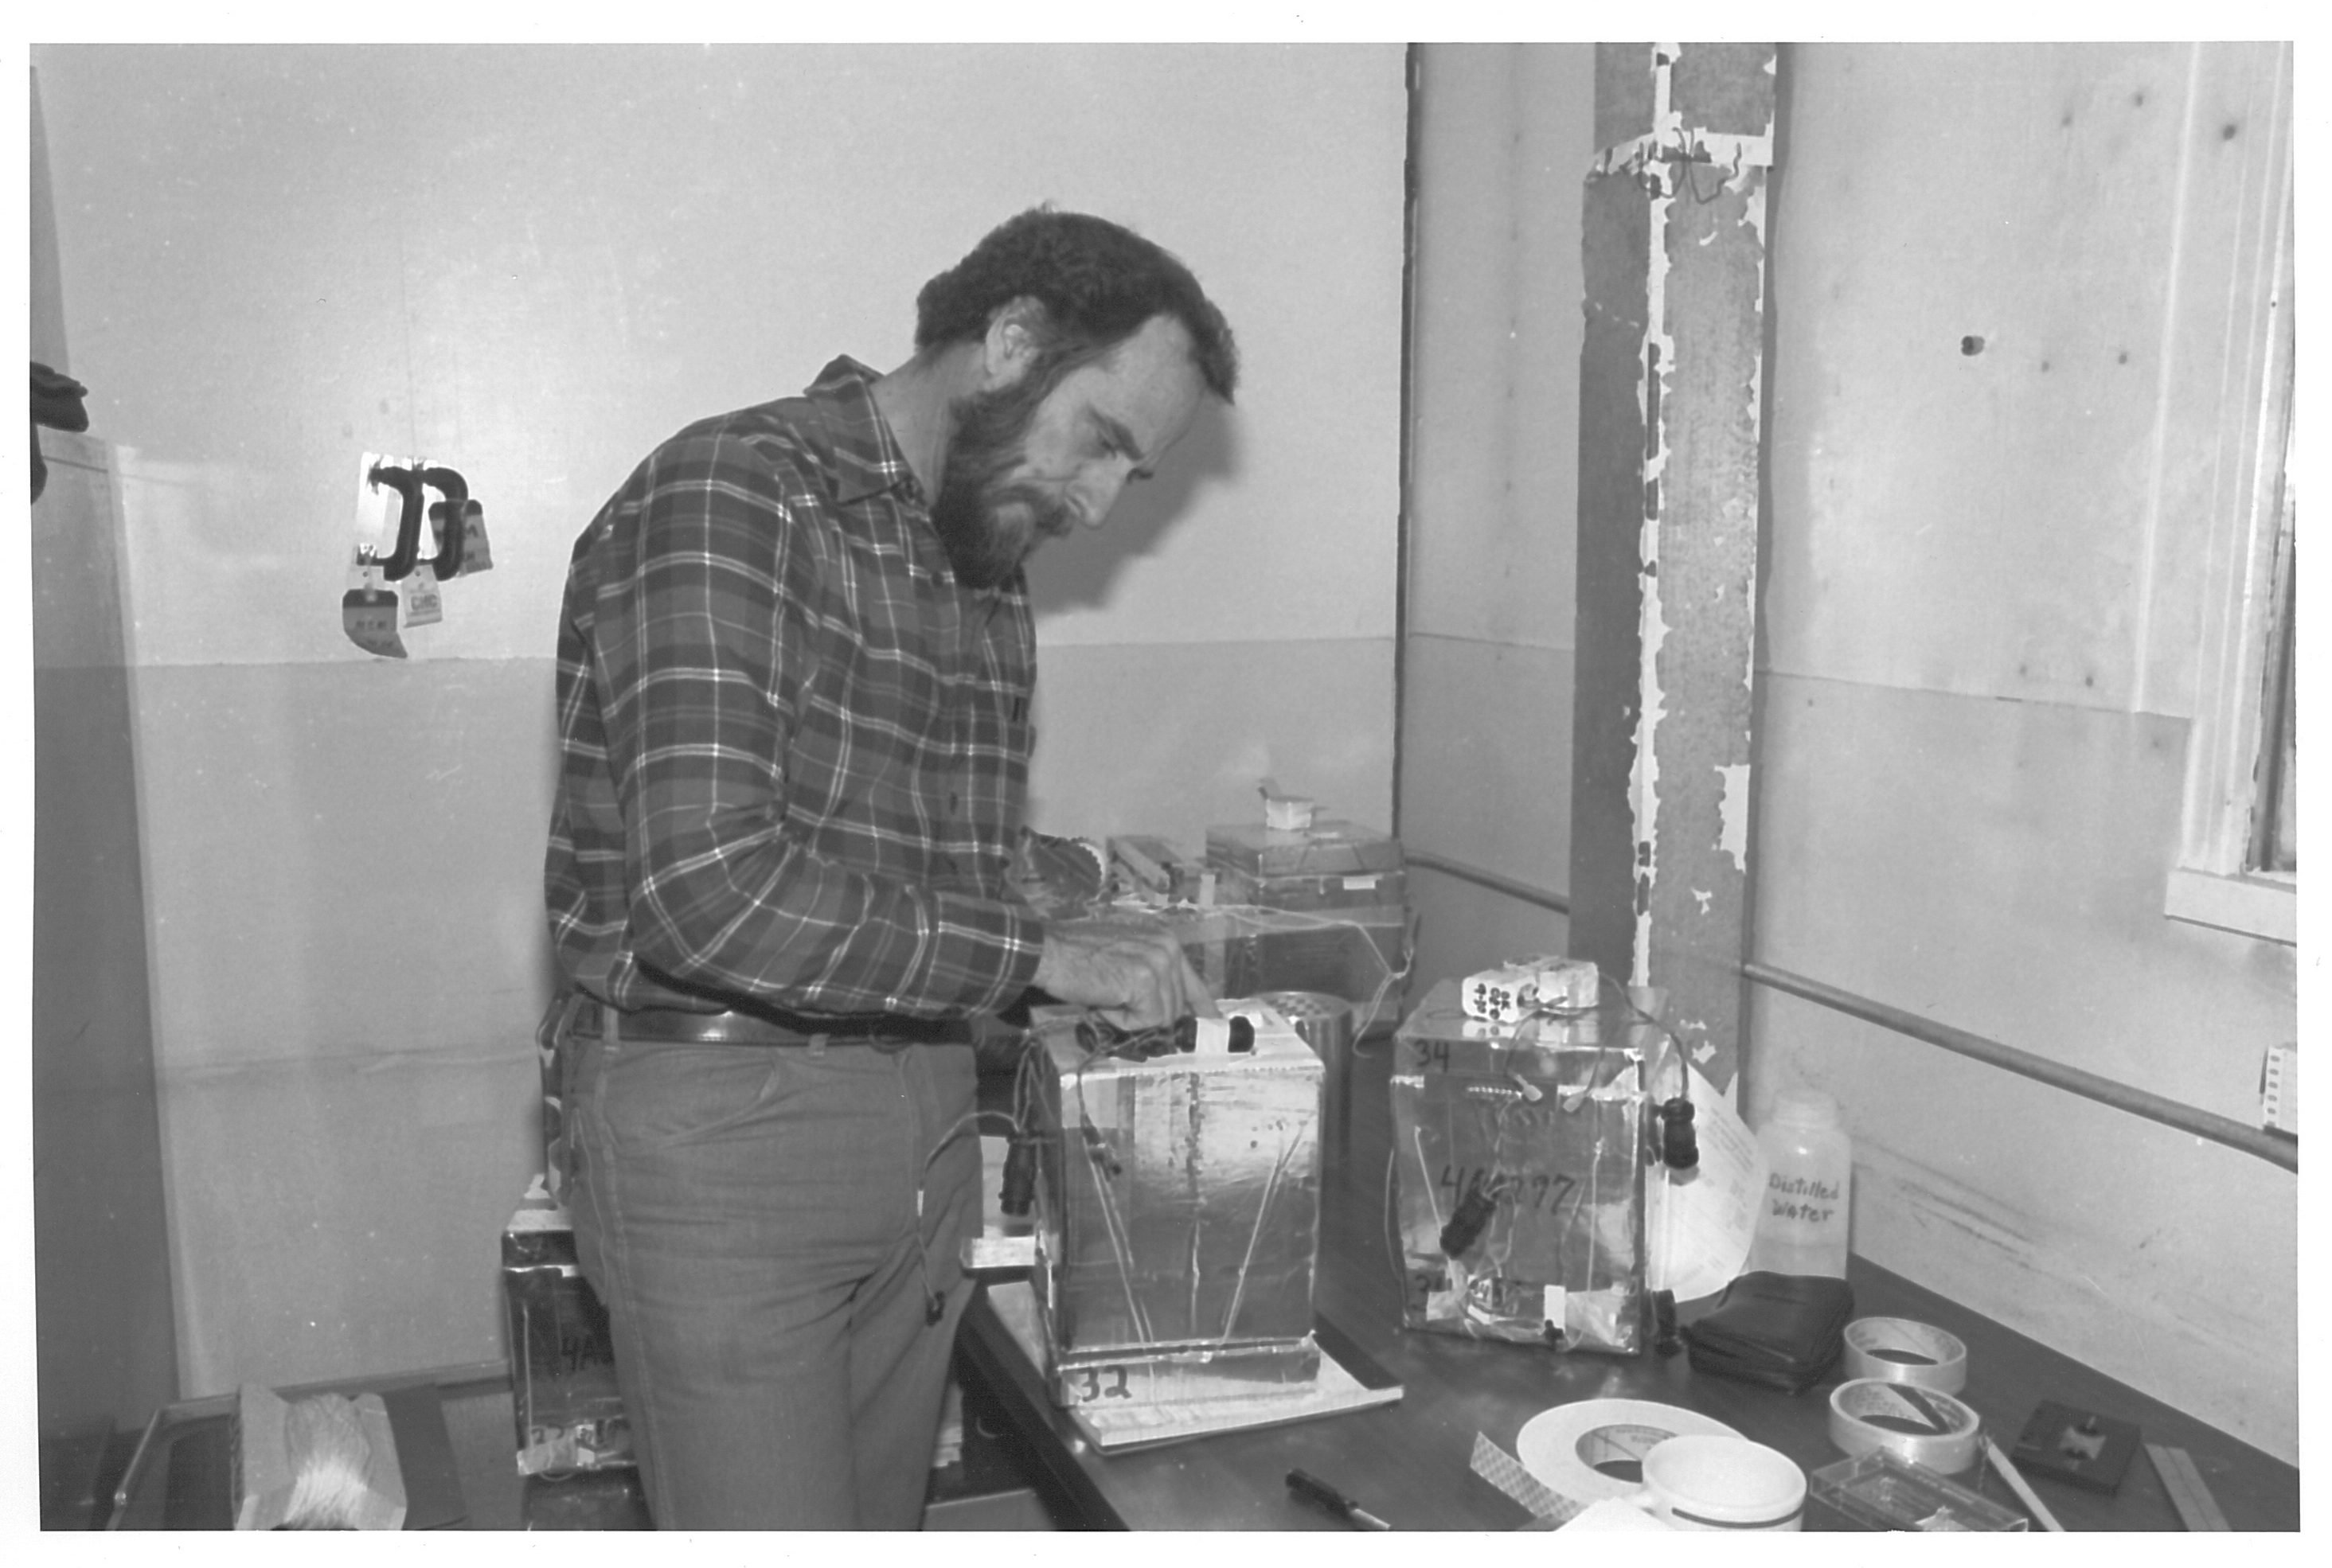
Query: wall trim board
[
  {"left": 2140, "top": 42, "right": 2294, "bottom": 728},
  {"left": 2163, "top": 866, "right": 2295, "bottom": 947},
  {"left": 1385, "top": 854, "right": 2293, "bottom": 1172},
  {"left": 1405, "top": 848, "right": 1569, "bottom": 915}
]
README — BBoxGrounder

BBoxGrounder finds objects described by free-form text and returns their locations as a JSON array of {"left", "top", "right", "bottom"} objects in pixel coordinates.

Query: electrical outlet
[{"left": 2261, "top": 1042, "right": 2297, "bottom": 1137}]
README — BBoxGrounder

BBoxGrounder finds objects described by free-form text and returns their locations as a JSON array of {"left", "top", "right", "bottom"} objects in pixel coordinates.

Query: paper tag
[
  {"left": 401, "top": 565, "right": 443, "bottom": 626},
  {"left": 452, "top": 499, "right": 493, "bottom": 575},
  {"left": 342, "top": 584, "right": 406, "bottom": 659},
  {"left": 1542, "top": 1285, "right": 1568, "bottom": 1332},
  {"left": 1645, "top": 1064, "right": 1765, "bottom": 1299},
  {"left": 1342, "top": 874, "right": 1380, "bottom": 892}
]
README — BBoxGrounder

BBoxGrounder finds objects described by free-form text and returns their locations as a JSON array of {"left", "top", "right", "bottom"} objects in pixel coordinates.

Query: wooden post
[{"left": 1569, "top": 43, "right": 1775, "bottom": 1095}]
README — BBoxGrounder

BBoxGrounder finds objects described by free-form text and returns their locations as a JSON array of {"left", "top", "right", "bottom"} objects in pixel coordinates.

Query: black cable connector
[
  {"left": 1658, "top": 1095, "right": 1699, "bottom": 1170},
  {"left": 1000, "top": 1134, "right": 1038, "bottom": 1216},
  {"left": 1439, "top": 1172, "right": 1502, "bottom": 1258}
]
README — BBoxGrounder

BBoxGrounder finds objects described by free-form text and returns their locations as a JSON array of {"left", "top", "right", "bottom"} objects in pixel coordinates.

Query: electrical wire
[
  {"left": 1069, "top": 1055, "right": 1154, "bottom": 1344},
  {"left": 1215, "top": 1130, "right": 1306, "bottom": 1345}
]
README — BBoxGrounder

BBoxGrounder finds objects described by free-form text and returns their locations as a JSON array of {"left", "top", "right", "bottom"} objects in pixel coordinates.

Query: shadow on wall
[{"left": 1026, "top": 396, "right": 1240, "bottom": 618}]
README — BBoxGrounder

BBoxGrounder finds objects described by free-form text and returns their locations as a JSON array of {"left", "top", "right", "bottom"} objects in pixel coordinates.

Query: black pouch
[{"left": 1681, "top": 1271, "right": 1855, "bottom": 1393}]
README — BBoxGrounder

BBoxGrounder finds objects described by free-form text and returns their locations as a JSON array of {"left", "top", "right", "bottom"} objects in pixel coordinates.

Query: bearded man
[{"left": 542, "top": 208, "right": 1238, "bottom": 1529}]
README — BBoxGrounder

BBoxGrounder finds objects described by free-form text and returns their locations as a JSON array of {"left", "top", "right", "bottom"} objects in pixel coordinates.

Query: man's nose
[{"left": 1077, "top": 464, "right": 1135, "bottom": 528}]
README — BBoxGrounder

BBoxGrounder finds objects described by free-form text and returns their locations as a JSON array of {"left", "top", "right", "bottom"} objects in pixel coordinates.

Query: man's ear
[{"left": 980, "top": 297, "right": 1049, "bottom": 391}]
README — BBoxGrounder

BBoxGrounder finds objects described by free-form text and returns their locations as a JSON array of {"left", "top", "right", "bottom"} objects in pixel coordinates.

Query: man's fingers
[{"left": 1034, "top": 916, "right": 1217, "bottom": 1030}]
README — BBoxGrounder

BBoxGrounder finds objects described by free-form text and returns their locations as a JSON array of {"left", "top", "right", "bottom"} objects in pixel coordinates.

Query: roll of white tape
[
  {"left": 1827, "top": 1379, "right": 1983, "bottom": 1475},
  {"left": 1842, "top": 1316, "right": 1970, "bottom": 1393},
  {"left": 1514, "top": 1399, "right": 1744, "bottom": 1504}
]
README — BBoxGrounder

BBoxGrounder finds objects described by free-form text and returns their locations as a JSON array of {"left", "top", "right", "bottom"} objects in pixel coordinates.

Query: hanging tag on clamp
[
  {"left": 401, "top": 559, "right": 443, "bottom": 627},
  {"left": 342, "top": 548, "right": 406, "bottom": 659}
]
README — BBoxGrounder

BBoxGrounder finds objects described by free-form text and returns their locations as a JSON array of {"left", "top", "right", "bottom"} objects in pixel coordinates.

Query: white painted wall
[
  {"left": 1400, "top": 44, "right": 1592, "bottom": 988},
  {"left": 33, "top": 42, "right": 1405, "bottom": 1394},
  {"left": 1756, "top": 41, "right": 2296, "bottom": 1459}
]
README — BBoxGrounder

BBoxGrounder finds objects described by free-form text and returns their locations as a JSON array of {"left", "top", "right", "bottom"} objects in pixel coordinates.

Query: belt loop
[
  {"left": 808, "top": 1032, "right": 829, "bottom": 1059},
  {"left": 603, "top": 1002, "right": 619, "bottom": 1051}
]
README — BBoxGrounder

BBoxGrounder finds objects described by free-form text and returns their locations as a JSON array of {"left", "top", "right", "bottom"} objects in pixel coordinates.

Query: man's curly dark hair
[{"left": 914, "top": 208, "right": 1239, "bottom": 404}]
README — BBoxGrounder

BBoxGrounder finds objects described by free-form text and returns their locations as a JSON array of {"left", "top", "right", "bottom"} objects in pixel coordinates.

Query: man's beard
[{"left": 928, "top": 359, "right": 1081, "bottom": 590}]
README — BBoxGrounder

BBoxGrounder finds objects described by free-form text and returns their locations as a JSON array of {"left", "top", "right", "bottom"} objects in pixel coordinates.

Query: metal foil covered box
[
  {"left": 1390, "top": 978, "right": 1650, "bottom": 1353},
  {"left": 1026, "top": 1001, "right": 1324, "bottom": 1407}
]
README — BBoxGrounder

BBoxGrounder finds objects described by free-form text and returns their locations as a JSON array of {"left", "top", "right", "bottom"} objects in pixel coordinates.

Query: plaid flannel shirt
[{"left": 545, "top": 357, "right": 1045, "bottom": 1020}]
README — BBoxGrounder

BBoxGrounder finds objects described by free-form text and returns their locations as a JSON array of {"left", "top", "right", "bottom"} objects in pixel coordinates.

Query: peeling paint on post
[{"left": 1569, "top": 42, "right": 1774, "bottom": 1096}]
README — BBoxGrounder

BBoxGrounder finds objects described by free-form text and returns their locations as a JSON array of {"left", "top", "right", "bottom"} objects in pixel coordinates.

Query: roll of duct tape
[
  {"left": 1842, "top": 1316, "right": 1969, "bottom": 1393},
  {"left": 1827, "top": 1379, "right": 1983, "bottom": 1475}
]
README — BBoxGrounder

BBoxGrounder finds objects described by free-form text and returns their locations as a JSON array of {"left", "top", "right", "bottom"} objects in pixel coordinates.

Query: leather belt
[{"left": 572, "top": 998, "right": 964, "bottom": 1048}]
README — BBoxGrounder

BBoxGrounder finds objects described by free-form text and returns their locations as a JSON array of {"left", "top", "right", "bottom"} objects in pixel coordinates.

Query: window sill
[{"left": 2165, "top": 868, "right": 2295, "bottom": 946}]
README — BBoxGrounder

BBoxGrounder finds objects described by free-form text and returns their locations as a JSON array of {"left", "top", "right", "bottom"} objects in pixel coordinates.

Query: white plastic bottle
[{"left": 1745, "top": 1089, "right": 1852, "bottom": 1277}]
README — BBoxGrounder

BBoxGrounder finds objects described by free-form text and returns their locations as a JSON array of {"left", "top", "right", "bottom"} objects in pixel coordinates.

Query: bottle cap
[{"left": 1771, "top": 1087, "right": 1841, "bottom": 1128}]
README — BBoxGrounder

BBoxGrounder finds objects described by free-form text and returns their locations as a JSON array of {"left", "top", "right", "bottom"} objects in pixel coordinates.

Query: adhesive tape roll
[
  {"left": 1842, "top": 1316, "right": 1970, "bottom": 1393},
  {"left": 1827, "top": 1379, "right": 1983, "bottom": 1475},
  {"left": 1514, "top": 1398, "right": 1744, "bottom": 1504}
]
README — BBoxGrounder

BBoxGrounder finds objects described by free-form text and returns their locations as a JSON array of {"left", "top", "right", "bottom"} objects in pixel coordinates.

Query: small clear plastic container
[{"left": 1808, "top": 1449, "right": 2030, "bottom": 1531}]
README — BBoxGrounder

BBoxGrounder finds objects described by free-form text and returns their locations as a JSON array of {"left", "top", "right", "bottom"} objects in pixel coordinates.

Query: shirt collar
[
  {"left": 803, "top": 354, "right": 1027, "bottom": 604},
  {"left": 806, "top": 356, "right": 924, "bottom": 508}
]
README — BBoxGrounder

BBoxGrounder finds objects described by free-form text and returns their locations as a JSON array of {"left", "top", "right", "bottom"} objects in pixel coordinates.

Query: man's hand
[{"left": 1032, "top": 915, "right": 1217, "bottom": 1032}]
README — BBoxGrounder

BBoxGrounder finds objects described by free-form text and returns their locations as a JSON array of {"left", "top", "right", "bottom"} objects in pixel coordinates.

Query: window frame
[{"left": 2166, "top": 69, "right": 2295, "bottom": 946}]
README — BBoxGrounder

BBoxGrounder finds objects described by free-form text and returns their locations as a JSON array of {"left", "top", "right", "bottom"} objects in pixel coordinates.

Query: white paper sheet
[{"left": 1645, "top": 1064, "right": 1768, "bottom": 1301}]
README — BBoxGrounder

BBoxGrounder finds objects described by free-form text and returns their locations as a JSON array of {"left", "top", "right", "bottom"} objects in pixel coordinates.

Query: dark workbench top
[{"left": 959, "top": 1032, "right": 2299, "bottom": 1531}]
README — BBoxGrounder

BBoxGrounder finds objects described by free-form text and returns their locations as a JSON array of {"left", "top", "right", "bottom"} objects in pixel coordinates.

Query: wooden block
[{"left": 2146, "top": 1443, "right": 2232, "bottom": 1532}]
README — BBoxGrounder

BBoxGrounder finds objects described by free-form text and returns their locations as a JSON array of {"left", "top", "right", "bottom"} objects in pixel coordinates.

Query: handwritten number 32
[{"left": 1074, "top": 1365, "right": 1132, "bottom": 1401}]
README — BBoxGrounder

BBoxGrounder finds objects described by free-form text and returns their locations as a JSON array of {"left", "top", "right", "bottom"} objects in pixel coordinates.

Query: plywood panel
[
  {"left": 1404, "top": 44, "right": 1592, "bottom": 654},
  {"left": 1748, "top": 671, "right": 2295, "bottom": 1459},
  {"left": 1400, "top": 43, "right": 1593, "bottom": 1003},
  {"left": 1397, "top": 635, "right": 1572, "bottom": 892},
  {"left": 1752, "top": 673, "right": 2292, "bottom": 1116},
  {"left": 1764, "top": 42, "right": 2265, "bottom": 712},
  {"left": 1751, "top": 987, "right": 2296, "bottom": 1461}
]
